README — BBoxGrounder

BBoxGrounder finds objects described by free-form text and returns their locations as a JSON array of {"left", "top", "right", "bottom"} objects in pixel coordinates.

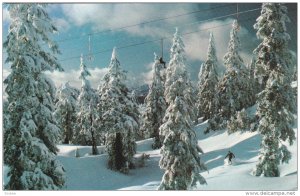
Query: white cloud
[
  {"left": 184, "top": 18, "right": 233, "bottom": 62},
  {"left": 45, "top": 67, "right": 108, "bottom": 89},
  {"left": 117, "top": 60, "right": 154, "bottom": 89},
  {"left": 59, "top": 4, "right": 256, "bottom": 68},
  {"left": 61, "top": 4, "right": 103, "bottom": 27},
  {"left": 2, "top": 68, "right": 108, "bottom": 101},
  {"left": 184, "top": 18, "right": 255, "bottom": 67},
  {"left": 53, "top": 18, "right": 70, "bottom": 32},
  {"left": 140, "top": 61, "right": 155, "bottom": 85},
  {"left": 60, "top": 4, "right": 197, "bottom": 38},
  {"left": 88, "top": 67, "right": 109, "bottom": 88}
]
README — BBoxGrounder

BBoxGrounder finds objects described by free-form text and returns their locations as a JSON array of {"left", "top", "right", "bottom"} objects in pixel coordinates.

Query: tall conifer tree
[
  {"left": 252, "top": 3, "right": 296, "bottom": 177},
  {"left": 99, "top": 48, "right": 139, "bottom": 173},
  {"left": 196, "top": 32, "right": 219, "bottom": 121},
  {"left": 159, "top": 29, "right": 206, "bottom": 190},
  {"left": 73, "top": 56, "right": 101, "bottom": 153},
  {"left": 54, "top": 82, "right": 78, "bottom": 144},
  {"left": 4, "top": 4, "right": 65, "bottom": 190},
  {"left": 141, "top": 53, "right": 166, "bottom": 149}
]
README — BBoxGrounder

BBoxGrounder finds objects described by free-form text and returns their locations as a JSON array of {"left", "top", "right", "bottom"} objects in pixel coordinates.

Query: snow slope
[
  {"left": 196, "top": 123, "right": 297, "bottom": 190},
  {"left": 3, "top": 121, "right": 297, "bottom": 190},
  {"left": 55, "top": 139, "right": 163, "bottom": 190}
]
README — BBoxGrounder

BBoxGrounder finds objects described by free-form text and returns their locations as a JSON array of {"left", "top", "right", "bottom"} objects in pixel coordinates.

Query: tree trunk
[
  {"left": 64, "top": 112, "right": 70, "bottom": 144},
  {"left": 90, "top": 114, "right": 98, "bottom": 155},
  {"left": 115, "top": 132, "right": 125, "bottom": 170}
]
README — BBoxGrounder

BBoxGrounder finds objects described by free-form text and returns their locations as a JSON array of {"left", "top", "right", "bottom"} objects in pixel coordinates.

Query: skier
[{"left": 225, "top": 150, "right": 235, "bottom": 165}]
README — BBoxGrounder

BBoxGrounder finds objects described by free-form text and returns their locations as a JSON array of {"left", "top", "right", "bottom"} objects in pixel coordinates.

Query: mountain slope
[
  {"left": 3, "top": 119, "right": 297, "bottom": 190},
  {"left": 53, "top": 119, "right": 297, "bottom": 190}
]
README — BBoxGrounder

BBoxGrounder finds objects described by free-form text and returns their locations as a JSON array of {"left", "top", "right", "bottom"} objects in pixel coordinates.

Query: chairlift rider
[{"left": 159, "top": 57, "right": 166, "bottom": 68}]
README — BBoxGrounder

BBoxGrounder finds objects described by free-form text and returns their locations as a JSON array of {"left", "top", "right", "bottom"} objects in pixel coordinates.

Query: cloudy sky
[{"left": 2, "top": 3, "right": 297, "bottom": 89}]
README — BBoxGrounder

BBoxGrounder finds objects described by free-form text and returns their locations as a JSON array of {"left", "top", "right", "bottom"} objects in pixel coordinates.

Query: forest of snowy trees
[{"left": 3, "top": 3, "right": 297, "bottom": 190}]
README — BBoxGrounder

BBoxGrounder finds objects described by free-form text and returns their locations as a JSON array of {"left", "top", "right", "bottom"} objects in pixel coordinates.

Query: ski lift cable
[
  {"left": 4, "top": 7, "right": 296, "bottom": 63},
  {"left": 59, "top": 18, "right": 251, "bottom": 62},
  {"left": 237, "top": 3, "right": 239, "bottom": 22},
  {"left": 45, "top": 4, "right": 236, "bottom": 51},
  {"left": 59, "top": 7, "right": 296, "bottom": 63},
  {"left": 5, "top": 5, "right": 233, "bottom": 51},
  {"left": 236, "top": 3, "right": 241, "bottom": 31},
  {"left": 58, "top": 7, "right": 262, "bottom": 54},
  {"left": 59, "top": 16, "right": 257, "bottom": 63},
  {"left": 179, "top": 7, "right": 260, "bottom": 29},
  {"left": 121, "top": 8, "right": 297, "bottom": 67},
  {"left": 8, "top": 10, "right": 296, "bottom": 70},
  {"left": 52, "top": 4, "right": 236, "bottom": 44},
  {"left": 6, "top": 4, "right": 294, "bottom": 52},
  {"left": 60, "top": 7, "right": 261, "bottom": 57},
  {"left": 56, "top": 5, "right": 254, "bottom": 50}
]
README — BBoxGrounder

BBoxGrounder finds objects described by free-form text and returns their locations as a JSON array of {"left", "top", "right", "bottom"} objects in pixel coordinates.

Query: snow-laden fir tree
[
  {"left": 227, "top": 108, "right": 251, "bottom": 133},
  {"left": 253, "top": 3, "right": 295, "bottom": 89},
  {"left": 185, "top": 80, "right": 198, "bottom": 123},
  {"left": 3, "top": 100, "right": 10, "bottom": 133},
  {"left": 207, "top": 20, "right": 255, "bottom": 132},
  {"left": 291, "top": 51, "right": 297, "bottom": 82},
  {"left": 73, "top": 55, "right": 101, "bottom": 154},
  {"left": 3, "top": 4, "right": 65, "bottom": 190},
  {"left": 196, "top": 32, "right": 219, "bottom": 121},
  {"left": 252, "top": 3, "right": 296, "bottom": 177},
  {"left": 226, "top": 57, "right": 258, "bottom": 133},
  {"left": 247, "top": 57, "right": 261, "bottom": 95},
  {"left": 159, "top": 28, "right": 207, "bottom": 190},
  {"left": 54, "top": 82, "right": 78, "bottom": 144},
  {"left": 164, "top": 28, "right": 197, "bottom": 123},
  {"left": 141, "top": 53, "right": 166, "bottom": 149},
  {"left": 98, "top": 48, "right": 139, "bottom": 173}
]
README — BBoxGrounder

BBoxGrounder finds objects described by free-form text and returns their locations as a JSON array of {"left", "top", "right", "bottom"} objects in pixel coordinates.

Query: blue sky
[{"left": 2, "top": 3, "right": 297, "bottom": 89}]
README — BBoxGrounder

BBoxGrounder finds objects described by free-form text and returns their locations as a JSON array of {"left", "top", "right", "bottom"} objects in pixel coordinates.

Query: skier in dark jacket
[{"left": 225, "top": 150, "right": 235, "bottom": 164}]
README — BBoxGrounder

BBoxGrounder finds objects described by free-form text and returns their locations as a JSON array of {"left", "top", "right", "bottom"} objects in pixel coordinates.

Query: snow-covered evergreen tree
[
  {"left": 196, "top": 32, "right": 219, "bottom": 121},
  {"left": 208, "top": 20, "right": 254, "bottom": 132},
  {"left": 3, "top": 100, "right": 10, "bottom": 133},
  {"left": 226, "top": 57, "right": 259, "bottom": 134},
  {"left": 141, "top": 53, "right": 166, "bottom": 149},
  {"left": 185, "top": 80, "right": 198, "bottom": 123},
  {"left": 159, "top": 29, "right": 206, "bottom": 190},
  {"left": 3, "top": 4, "right": 65, "bottom": 190},
  {"left": 99, "top": 48, "right": 139, "bottom": 173},
  {"left": 253, "top": 3, "right": 294, "bottom": 89},
  {"left": 54, "top": 82, "right": 78, "bottom": 144},
  {"left": 291, "top": 51, "right": 297, "bottom": 82},
  {"left": 227, "top": 109, "right": 251, "bottom": 133},
  {"left": 73, "top": 56, "right": 101, "bottom": 153},
  {"left": 252, "top": 3, "right": 296, "bottom": 177},
  {"left": 248, "top": 57, "right": 261, "bottom": 95},
  {"left": 164, "top": 28, "right": 197, "bottom": 123}
]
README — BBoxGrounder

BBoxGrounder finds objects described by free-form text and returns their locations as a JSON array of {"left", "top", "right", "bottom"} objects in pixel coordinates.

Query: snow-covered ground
[
  {"left": 196, "top": 124, "right": 297, "bottom": 191},
  {"left": 3, "top": 120, "right": 297, "bottom": 190}
]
